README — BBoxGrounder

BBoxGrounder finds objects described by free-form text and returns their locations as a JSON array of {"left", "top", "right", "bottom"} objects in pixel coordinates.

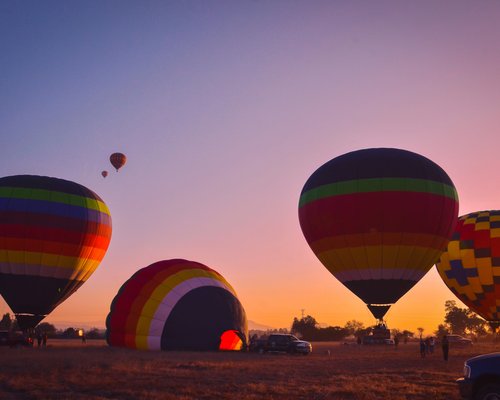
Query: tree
[
  {"left": 417, "top": 327, "right": 424, "bottom": 338},
  {"left": 0, "top": 313, "right": 12, "bottom": 331},
  {"left": 344, "top": 320, "right": 365, "bottom": 336},
  {"left": 444, "top": 300, "right": 486, "bottom": 336},
  {"left": 435, "top": 324, "right": 449, "bottom": 338},
  {"left": 36, "top": 322, "right": 57, "bottom": 337},
  {"left": 291, "top": 315, "right": 318, "bottom": 339}
]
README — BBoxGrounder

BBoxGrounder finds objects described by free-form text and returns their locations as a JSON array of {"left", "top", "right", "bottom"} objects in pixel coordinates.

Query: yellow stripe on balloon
[{"left": 0, "top": 250, "right": 103, "bottom": 270}]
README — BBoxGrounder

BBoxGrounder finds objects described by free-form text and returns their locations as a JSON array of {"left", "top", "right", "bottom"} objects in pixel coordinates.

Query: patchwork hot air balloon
[
  {"left": 298, "top": 148, "right": 459, "bottom": 320},
  {"left": 436, "top": 211, "right": 500, "bottom": 323},
  {"left": 0, "top": 175, "right": 112, "bottom": 330},
  {"left": 106, "top": 259, "right": 247, "bottom": 351},
  {"left": 109, "top": 153, "right": 126, "bottom": 172}
]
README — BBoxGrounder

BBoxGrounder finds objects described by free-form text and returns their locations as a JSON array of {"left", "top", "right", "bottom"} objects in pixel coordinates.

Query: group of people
[{"left": 420, "top": 335, "right": 449, "bottom": 361}]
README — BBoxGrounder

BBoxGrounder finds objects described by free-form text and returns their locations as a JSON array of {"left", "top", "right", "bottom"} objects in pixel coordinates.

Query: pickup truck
[
  {"left": 457, "top": 352, "right": 500, "bottom": 400},
  {"left": 249, "top": 334, "right": 312, "bottom": 355}
]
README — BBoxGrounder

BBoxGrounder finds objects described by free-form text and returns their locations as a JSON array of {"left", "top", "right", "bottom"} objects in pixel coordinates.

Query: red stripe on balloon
[
  {"left": 0, "top": 225, "right": 111, "bottom": 249},
  {"left": 299, "top": 191, "right": 458, "bottom": 243}
]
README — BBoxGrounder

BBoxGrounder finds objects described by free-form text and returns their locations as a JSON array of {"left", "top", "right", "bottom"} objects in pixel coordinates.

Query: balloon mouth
[
  {"left": 367, "top": 304, "right": 392, "bottom": 320},
  {"left": 15, "top": 313, "right": 46, "bottom": 331}
]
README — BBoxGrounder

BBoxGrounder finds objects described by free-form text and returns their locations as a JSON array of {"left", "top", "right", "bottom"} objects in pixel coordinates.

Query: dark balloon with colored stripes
[
  {"left": 0, "top": 175, "right": 112, "bottom": 330},
  {"left": 298, "top": 148, "right": 459, "bottom": 320},
  {"left": 106, "top": 259, "right": 248, "bottom": 351},
  {"left": 436, "top": 211, "right": 500, "bottom": 323}
]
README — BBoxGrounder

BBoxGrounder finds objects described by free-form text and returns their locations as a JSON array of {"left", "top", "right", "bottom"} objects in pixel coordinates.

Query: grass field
[{"left": 0, "top": 339, "right": 496, "bottom": 399}]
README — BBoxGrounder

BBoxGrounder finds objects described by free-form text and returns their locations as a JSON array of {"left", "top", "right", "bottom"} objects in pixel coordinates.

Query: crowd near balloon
[{"left": 0, "top": 147, "right": 498, "bottom": 351}]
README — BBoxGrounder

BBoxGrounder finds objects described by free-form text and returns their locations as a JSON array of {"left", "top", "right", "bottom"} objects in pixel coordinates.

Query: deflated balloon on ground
[{"left": 106, "top": 259, "right": 247, "bottom": 351}]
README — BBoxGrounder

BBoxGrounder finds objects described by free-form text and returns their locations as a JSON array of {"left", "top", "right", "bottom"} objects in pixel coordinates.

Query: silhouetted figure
[
  {"left": 81, "top": 333, "right": 86, "bottom": 344},
  {"left": 420, "top": 338, "right": 426, "bottom": 358},
  {"left": 429, "top": 337, "right": 435, "bottom": 354},
  {"left": 442, "top": 335, "right": 449, "bottom": 361},
  {"left": 394, "top": 335, "right": 399, "bottom": 348},
  {"left": 37, "top": 333, "right": 42, "bottom": 347},
  {"left": 42, "top": 332, "right": 47, "bottom": 347}
]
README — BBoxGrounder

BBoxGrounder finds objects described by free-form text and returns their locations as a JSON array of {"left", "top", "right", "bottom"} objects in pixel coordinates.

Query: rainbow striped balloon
[
  {"left": 299, "top": 148, "right": 459, "bottom": 320},
  {"left": 106, "top": 259, "right": 247, "bottom": 351},
  {"left": 0, "top": 175, "right": 112, "bottom": 329}
]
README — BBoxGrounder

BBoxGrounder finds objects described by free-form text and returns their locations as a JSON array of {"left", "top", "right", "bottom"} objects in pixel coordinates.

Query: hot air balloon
[
  {"left": 0, "top": 175, "right": 112, "bottom": 330},
  {"left": 298, "top": 148, "right": 459, "bottom": 321},
  {"left": 109, "top": 153, "right": 126, "bottom": 172},
  {"left": 101, "top": 171, "right": 108, "bottom": 178},
  {"left": 106, "top": 259, "right": 247, "bottom": 351},
  {"left": 436, "top": 211, "right": 500, "bottom": 325}
]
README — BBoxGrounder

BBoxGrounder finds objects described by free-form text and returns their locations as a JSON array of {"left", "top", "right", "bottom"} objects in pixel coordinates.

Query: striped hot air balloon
[
  {"left": 106, "top": 259, "right": 247, "bottom": 351},
  {"left": 0, "top": 175, "right": 112, "bottom": 330},
  {"left": 298, "top": 148, "right": 459, "bottom": 320},
  {"left": 436, "top": 211, "right": 500, "bottom": 323}
]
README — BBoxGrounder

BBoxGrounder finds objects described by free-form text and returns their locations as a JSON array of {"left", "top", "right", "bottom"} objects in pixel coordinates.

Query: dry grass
[{"left": 0, "top": 339, "right": 496, "bottom": 399}]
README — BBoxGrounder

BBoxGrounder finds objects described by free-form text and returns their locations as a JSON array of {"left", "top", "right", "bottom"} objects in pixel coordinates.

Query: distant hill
[{"left": 248, "top": 320, "right": 276, "bottom": 331}]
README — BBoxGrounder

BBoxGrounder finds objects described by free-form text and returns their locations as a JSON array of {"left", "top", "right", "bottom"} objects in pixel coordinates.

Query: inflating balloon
[
  {"left": 298, "top": 148, "right": 459, "bottom": 320},
  {"left": 0, "top": 175, "right": 112, "bottom": 330},
  {"left": 106, "top": 259, "right": 247, "bottom": 351},
  {"left": 109, "top": 153, "right": 126, "bottom": 172},
  {"left": 437, "top": 211, "right": 500, "bottom": 323}
]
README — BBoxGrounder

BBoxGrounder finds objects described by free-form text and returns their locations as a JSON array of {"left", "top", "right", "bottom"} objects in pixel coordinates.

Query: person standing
[
  {"left": 442, "top": 334, "right": 449, "bottom": 361},
  {"left": 420, "top": 338, "right": 426, "bottom": 358}
]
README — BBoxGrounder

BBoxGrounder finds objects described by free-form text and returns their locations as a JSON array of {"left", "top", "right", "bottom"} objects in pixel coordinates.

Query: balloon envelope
[
  {"left": 101, "top": 171, "right": 108, "bottom": 178},
  {"left": 298, "top": 148, "right": 459, "bottom": 319},
  {"left": 0, "top": 175, "right": 112, "bottom": 329},
  {"left": 106, "top": 259, "right": 247, "bottom": 351},
  {"left": 436, "top": 211, "right": 500, "bottom": 322},
  {"left": 109, "top": 153, "right": 126, "bottom": 171}
]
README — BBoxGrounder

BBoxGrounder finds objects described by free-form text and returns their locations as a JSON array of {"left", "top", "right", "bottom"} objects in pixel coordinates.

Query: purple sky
[{"left": 2, "top": 1, "right": 500, "bottom": 333}]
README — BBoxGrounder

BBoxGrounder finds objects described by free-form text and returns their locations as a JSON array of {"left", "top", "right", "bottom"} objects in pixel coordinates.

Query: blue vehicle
[{"left": 457, "top": 352, "right": 500, "bottom": 400}]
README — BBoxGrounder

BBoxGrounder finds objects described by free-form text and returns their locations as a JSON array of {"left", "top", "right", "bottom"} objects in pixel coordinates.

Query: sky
[{"left": 2, "top": 0, "right": 500, "bottom": 334}]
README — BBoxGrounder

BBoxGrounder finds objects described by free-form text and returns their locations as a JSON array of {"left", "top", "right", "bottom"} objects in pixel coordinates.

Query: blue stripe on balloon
[{"left": 0, "top": 197, "right": 111, "bottom": 225}]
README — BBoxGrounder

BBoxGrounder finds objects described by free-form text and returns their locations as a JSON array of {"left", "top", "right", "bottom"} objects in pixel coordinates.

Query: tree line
[
  {"left": 290, "top": 300, "right": 497, "bottom": 342},
  {"left": 0, "top": 313, "right": 105, "bottom": 339}
]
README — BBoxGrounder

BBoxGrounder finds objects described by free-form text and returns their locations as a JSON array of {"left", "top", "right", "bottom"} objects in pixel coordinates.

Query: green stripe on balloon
[
  {"left": 299, "top": 177, "right": 458, "bottom": 208},
  {"left": 0, "top": 187, "right": 109, "bottom": 213}
]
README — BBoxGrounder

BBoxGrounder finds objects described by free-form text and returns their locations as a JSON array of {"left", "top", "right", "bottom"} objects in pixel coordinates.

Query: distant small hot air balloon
[
  {"left": 436, "top": 211, "right": 500, "bottom": 326},
  {"left": 101, "top": 171, "right": 108, "bottom": 178},
  {"left": 110, "top": 153, "right": 126, "bottom": 172},
  {"left": 0, "top": 175, "right": 112, "bottom": 330},
  {"left": 298, "top": 148, "right": 459, "bottom": 321}
]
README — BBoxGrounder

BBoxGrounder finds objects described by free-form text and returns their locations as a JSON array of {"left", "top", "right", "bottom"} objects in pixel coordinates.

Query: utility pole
[{"left": 301, "top": 309, "right": 305, "bottom": 319}]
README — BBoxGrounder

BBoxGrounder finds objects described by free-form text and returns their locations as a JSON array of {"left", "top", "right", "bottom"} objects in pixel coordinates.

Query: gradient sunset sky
[{"left": 2, "top": 1, "right": 500, "bottom": 334}]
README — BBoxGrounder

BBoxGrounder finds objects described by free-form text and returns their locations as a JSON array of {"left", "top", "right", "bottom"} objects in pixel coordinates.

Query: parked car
[
  {"left": 447, "top": 334, "right": 473, "bottom": 347},
  {"left": 250, "top": 334, "right": 312, "bottom": 355},
  {"left": 457, "top": 352, "right": 500, "bottom": 400},
  {"left": 0, "top": 331, "right": 33, "bottom": 348}
]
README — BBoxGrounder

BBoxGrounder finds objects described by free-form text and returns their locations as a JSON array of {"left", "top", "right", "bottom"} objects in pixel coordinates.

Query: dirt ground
[{"left": 0, "top": 339, "right": 495, "bottom": 399}]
